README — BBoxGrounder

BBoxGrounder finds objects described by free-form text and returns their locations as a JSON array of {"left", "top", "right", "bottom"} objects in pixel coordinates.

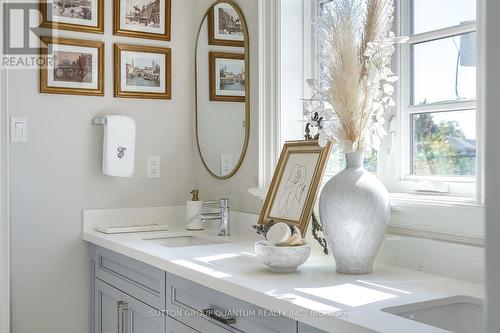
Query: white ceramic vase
[{"left": 319, "top": 151, "right": 390, "bottom": 274}]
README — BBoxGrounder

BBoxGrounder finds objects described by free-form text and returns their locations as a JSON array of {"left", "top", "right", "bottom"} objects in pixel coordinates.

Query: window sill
[
  {"left": 390, "top": 192, "right": 480, "bottom": 208},
  {"left": 248, "top": 188, "right": 484, "bottom": 243},
  {"left": 389, "top": 192, "right": 484, "bottom": 242}
]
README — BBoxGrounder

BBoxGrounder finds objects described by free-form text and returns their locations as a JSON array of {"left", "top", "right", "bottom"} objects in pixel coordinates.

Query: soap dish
[{"left": 254, "top": 241, "right": 311, "bottom": 273}]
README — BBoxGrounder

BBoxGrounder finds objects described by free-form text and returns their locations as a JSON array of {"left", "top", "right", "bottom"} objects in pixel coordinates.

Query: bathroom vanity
[
  {"left": 92, "top": 245, "right": 300, "bottom": 333},
  {"left": 83, "top": 207, "right": 484, "bottom": 333}
]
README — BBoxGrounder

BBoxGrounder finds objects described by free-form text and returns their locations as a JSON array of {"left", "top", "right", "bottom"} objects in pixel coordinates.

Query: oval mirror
[{"left": 195, "top": 1, "right": 249, "bottom": 179}]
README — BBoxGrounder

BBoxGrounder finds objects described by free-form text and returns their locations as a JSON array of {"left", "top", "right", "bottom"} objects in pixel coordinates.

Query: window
[
  {"left": 259, "top": 0, "right": 483, "bottom": 236},
  {"left": 310, "top": 0, "right": 479, "bottom": 199},
  {"left": 396, "top": 0, "right": 478, "bottom": 197}
]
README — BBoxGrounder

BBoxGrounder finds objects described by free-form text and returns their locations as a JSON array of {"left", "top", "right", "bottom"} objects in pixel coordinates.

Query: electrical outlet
[
  {"left": 220, "top": 154, "right": 233, "bottom": 176},
  {"left": 147, "top": 155, "right": 161, "bottom": 178}
]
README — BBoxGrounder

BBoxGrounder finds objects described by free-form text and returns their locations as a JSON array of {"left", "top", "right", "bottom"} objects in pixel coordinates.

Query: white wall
[
  {"left": 0, "top": 2, "right": 10, "bottom": 329},
  {"left": 484, "top": 0, "right": 500, "bottom": 331},
  {"left": 195, "top": 0, "right": 261, "bottom": 213},
  {"left": 8, "top": 1, "right": 205, "bottom": 332}
]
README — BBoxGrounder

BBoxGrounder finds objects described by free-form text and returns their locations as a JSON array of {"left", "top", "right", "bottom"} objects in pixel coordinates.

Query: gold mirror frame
[{"left": 194, "top": 0, "right": 250, "bottom": 180}]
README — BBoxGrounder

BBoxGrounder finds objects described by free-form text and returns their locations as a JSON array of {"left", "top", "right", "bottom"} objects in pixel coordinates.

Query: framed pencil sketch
[
  {"left": 114, "top": 0, "right": 171, "bottom": 40},
  {"left": 209, "top": 52, "right": 245, "bottom": 102},
  {"left": 208, "top": 3, "right": 244, "bottom": 47},
  {"left": 40, "top": 37, "right": 104, "bottom": 96},
  {"left": 258, "top": 140, "right": 333, "bottom": 235},
  {"left": 114, "top": 44, "right": 172, "bottom": 99},
  {"left": 40, "top": 0, "right": 104, "bottom": 34}
]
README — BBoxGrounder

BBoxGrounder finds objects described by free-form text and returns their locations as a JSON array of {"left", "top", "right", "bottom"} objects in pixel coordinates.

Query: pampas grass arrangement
[{"left": 305, "top": 0, "right": 405, "bottom": 153}]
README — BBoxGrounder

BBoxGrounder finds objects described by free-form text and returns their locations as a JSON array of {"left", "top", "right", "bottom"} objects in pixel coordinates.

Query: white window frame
[
  {"left": 386, "top": 0, "right": 482, "bottom": 200},
  {"left": 387, "top": 0, "right": 484, "bottom": 240},
  {"left": 258, "top": 0, "right": 311, "bottom": 188}
]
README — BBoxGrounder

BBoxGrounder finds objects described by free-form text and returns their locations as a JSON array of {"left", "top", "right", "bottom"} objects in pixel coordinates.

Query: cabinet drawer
[
  {"left": 167, "top": 316, "right": 234, "bottom": 333},
  {"left": 166, "top": 272, "right": 297, "bottom": 333},
  {"left": 94, "top": 246, "right": 166, "bottom": 310},
  {"left": 167, "top": 317, "right": 199, "bottom": 333},
  {"left": 297, "top": 323, "right": 328, "bottom": 333}
]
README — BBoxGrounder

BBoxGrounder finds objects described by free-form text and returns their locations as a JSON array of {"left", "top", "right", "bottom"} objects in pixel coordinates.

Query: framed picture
[
  {"left": 40, "top": 37, "right": 104, "bottom": 96},
  {"left": 114, "top": 44, "right": 172, "bottom": 99},
  {"left": 208, "top": 3, "right": 244, "bottom": 47},
  {"left": 258, "top": 140, "right": 333, "bottom": 235},
  {"left": 209, "top": 52, "right": 245, "bottom": 102},
  {"left": 40, "top": 0, "right": 104, "bottom": 34},
  {"left": 114, "top": 0, "right": 171, "bottom": 40}
]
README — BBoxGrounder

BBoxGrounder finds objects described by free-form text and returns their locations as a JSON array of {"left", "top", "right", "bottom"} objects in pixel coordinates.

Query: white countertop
[{"left": 82, "top": 207, "right": 484, "bottom": 333}]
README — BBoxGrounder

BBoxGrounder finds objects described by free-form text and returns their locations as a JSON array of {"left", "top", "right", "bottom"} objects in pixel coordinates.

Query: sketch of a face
[{"left": 278, "top": 164, "right": 307, "bottom": 213}]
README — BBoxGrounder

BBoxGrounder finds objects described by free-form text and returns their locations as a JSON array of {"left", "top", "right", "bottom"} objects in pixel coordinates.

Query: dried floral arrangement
[{"left": 303, "top": 0, "right": 406, "bottom": 153}]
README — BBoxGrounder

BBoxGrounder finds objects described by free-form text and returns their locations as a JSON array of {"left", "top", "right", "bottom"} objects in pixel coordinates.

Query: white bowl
[{"left": 254, "top": 241, "right": 311, "bottom": 273}]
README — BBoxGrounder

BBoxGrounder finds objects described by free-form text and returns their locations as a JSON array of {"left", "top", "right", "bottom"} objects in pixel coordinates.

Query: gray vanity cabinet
[
  {"left": 95, "top": 279, "right": 165, "bottom": 333},
  {"left": 92, "top": 246, "right": 167, "bottom": 333},
  {"left": 91, "top": 245, "right": 301, "bottom": 333}
]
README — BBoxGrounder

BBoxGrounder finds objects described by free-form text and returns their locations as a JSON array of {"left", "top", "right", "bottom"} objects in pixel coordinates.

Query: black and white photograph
[
  {"left": 124, "top": 0, "right": 160, "bottom": 30},
  {"left": 51, "top": 0, "right": 93, "bottom": 21},
  {"left": 40, "top": 0, "right": 103, "bottom": 33},
  {"left": 115, "top": 0, "right": 171, "bottom": 40},
  {"left": 209, "top": 3, "right": 244, "bottom": 47}
]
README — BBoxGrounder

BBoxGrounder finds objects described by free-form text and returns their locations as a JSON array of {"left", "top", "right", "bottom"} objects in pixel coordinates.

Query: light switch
[
  {"left": 10, "top": 117, "right": 27, "bottom": 143},
  {"left": 15, "top": 122, "right": 23, "bottom": 138}
]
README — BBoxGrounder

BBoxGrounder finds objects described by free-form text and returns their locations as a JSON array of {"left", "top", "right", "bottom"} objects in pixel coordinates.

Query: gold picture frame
[
  {"left": 113, "top": 0, "right": 171, "bottom": 41},
  {"left": 40, "top": 0, "right": 104, "bottom": 34},
  {"left": 209, "top": 51, "right": 245, "bottom": 102},
  {"left": 208, "top": 4, "right": 244, "bottom": 47},
  {"left": 114, "top": 43, "right": 172, "bottom": 99},
  {"left": 258, "top": 140, "right": 333, "bottom": 236},
  {"left": 40, "top": 37, "right": 105, "bottom": 96}
]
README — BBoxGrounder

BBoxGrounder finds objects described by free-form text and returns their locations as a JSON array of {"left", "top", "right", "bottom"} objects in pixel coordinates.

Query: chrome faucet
[{"left": 200, "top": 198, "right": 230, "bottom": 236}]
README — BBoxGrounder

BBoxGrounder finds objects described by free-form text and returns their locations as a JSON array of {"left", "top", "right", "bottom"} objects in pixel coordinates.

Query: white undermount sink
[
  {"left": 143, "top": 235, "right": 227, "bottom": 248},
  {"left": 382, "top": 296, "right": 483, "bottom": 333}
]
